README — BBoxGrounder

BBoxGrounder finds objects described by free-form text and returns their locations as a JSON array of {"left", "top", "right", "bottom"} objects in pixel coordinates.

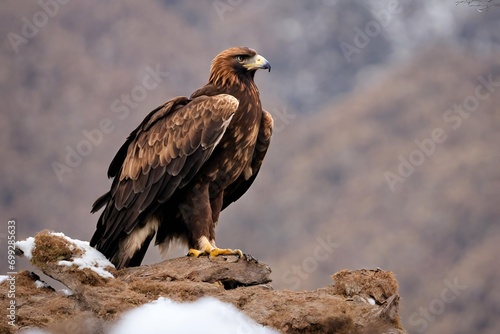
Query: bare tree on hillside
[{"left": 456, "top": 0, "right": 500, "bottom": 11}]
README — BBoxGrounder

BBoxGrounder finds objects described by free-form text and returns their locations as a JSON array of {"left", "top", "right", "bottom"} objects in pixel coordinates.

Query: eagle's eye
[{"left": 235, "top": 55, "right": 245, "bottom": 63}]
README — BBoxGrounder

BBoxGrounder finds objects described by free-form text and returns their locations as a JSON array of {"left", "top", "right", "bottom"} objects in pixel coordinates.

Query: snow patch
[
  {"left": 0, "top": 275, "right": 9, "bottom": 284},
  {"left": 15, "top": 232, "right": 115, "bottom": 279},
  {"left": 34, "top": 280, "right": 50, "bottom": 289},
  {"left": 110, "top": 297, "right": 279, "bottom": 334},
  {"left": 59, "top": 288, "right": 74, "bottom": 296},
  {"left": 51, "top": 232, "right": 115, "bottom": 279},
  {"left": 19, "top": 329, "right": 49, "bottom": 334},
  {"left": 16, "top": 237, "right": 36, "bottom": 259}
]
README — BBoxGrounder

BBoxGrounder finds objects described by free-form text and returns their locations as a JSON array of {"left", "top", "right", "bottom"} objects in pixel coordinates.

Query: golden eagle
[{"left": 90, "top": 47, "right": 272, "bottom": 269}]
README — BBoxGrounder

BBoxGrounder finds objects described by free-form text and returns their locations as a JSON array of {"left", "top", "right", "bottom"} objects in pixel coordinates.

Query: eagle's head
[{"left": 208, "top": 47, "right": 270, "bottom": 87}]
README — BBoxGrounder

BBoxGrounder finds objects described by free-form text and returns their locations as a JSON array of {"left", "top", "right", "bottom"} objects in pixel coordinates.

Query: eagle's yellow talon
[
  {"left": 187, "top": 249, "right": 205, "bottom": 257},
  {"left": 235, "top": 249, "right": 244, "bottom": 258},
  {"left": 209, "top": 248, "right": 243, "bottom": 258},
  {"left": 188, "top": 237, "right": 243, "bottom": 259}
]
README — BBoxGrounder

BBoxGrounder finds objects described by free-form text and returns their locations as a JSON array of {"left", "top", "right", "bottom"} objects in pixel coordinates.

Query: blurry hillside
[
  {"left": 229, "top": 47, "right": 500, "bottom": 333},
  {"left": 1, "top": 1, "right": 500, "bottom": 333}
]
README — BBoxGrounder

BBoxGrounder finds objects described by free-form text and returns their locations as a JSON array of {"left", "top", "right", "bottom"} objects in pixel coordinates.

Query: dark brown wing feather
[
  {"left": 91, "top": 94, "right": 239, "bottom": 257},
  {"left": 222, "top": 110, "right": 273, "bottom": 210},
  {"left": 106, "top": 97, "right": 189, "bottom": 179}
]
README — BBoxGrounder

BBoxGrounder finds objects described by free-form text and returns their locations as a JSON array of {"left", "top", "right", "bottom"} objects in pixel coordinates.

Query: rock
[
  {"left": 0, "top": 231, "right": 407, "bottom": 333},
  {"left": 120, "top": 254, "right": 272, "bottom": 288}
]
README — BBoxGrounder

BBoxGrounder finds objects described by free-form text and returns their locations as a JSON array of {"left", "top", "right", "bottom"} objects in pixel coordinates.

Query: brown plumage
[{"left": 90, "top": 47, "right": 272, "bottom": 269}]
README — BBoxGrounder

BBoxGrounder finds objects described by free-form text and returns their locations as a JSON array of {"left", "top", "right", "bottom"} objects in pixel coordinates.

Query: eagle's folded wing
[{"left": 90, "top": 94, "right": 238, "bottom": 255}]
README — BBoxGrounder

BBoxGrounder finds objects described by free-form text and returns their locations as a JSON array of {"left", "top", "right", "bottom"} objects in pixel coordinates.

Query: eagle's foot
[
  {"left": 187, "top": 248, "right": 205, "bottom": 257},
  {"left": 187, "top": 247, "right": 243, "bottom": 258},
  {"left": 187, "top": 237, "right": 243, "bottom": 258},
  {"left": 209, "top": 247, "right": 243, "bottom": 258}
]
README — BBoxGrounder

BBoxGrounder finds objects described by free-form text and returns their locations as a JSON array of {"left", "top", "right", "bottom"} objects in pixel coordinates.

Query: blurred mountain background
[{"left": 1, "top": 1, "right": 499, "bottom": 333}]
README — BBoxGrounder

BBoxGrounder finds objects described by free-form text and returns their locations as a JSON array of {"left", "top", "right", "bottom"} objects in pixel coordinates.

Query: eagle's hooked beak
[{"left": 244, "top": 54, "right": 271, "bottom": 72}]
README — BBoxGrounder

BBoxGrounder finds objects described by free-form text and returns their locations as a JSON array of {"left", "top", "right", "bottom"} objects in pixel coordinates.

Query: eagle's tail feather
[
  {"left": 112, "top": 233, "right": 154, "bottom": 269},
  {"left": 107, "top": 217, "right": 159, "bottom": 269},
  {"left": 91, "top": 191, "right": 110, "bottom": 214}
]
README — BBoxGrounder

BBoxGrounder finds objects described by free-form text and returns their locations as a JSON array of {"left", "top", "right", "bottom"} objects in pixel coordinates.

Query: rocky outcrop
[{"left": 1, "top": 231, "right": 407, "bottom": 333}]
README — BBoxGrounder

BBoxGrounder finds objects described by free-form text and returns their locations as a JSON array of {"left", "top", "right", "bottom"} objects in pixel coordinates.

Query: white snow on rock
[
  {"left": 0, "top": 275, "right": 9, "bottom": 284},
  {"left": 50, "top": 232, "right": 115, "bottom": 279},
  {"left": 15, "top": 237, "right": 36, "bottom": 259},
  {"left": 59, "top": 288, "right": 74, "bottom": 296},
  {"left": 19, "top": 329, "right": 49, "bottom": 334},
  {"left": 34, "top": 280, "right": 50, "bottom": 289},
  {"left": 110, "top": 297, "right": 279, "bottom": 334},
  {"left": 16, "top": 232, "right": 115, "bottom": 279}
]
